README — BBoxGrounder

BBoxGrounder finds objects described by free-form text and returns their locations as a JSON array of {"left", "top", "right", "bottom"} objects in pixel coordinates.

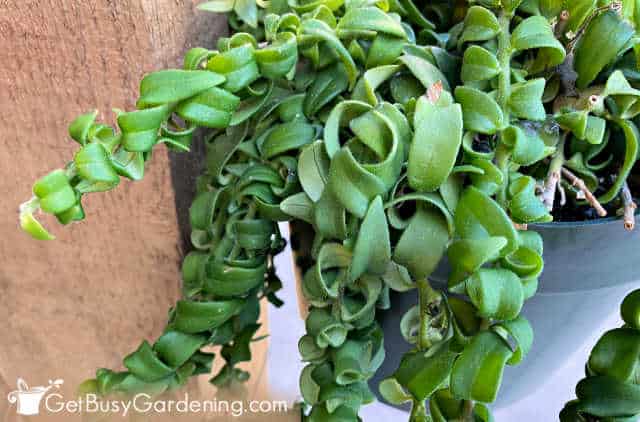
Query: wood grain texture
[{"left": 0, "top": 2, "right": 279, "bottom": 420}]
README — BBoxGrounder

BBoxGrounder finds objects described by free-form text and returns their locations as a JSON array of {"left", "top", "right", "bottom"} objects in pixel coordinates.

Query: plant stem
[
  {"left": 621, "top": 181, "right": 637, "bottom": 231},
  {"left": 496, "top": 10, "right": 513, "bottom": 207},
  {"left": 417, "top": 279, "right": 439, "bottom": 351},
  {"left": 542, "top": 135, "right": 566, "bottom": 211},
  {"left": 461, "top": 399, "right": 475, "bottom": 421},
  {"left": 407, "top": 279, "right": 441, "bottom": 421},
  {"left": 409, "top": 399, "right": 428, "bottom": 422},
  {"left": 560, "top": 167, "right": 608, "bottom": 217}
]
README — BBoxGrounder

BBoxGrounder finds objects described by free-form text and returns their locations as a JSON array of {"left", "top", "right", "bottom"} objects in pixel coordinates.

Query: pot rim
[{"left": 532, "top": 212, "right": 639, "bottom": 229}]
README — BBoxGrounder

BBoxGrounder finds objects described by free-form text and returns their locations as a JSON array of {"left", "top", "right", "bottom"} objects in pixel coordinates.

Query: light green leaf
[
  {"left": 138, "top": 70, "right": 225, "bottom": 107},
  {"left": 461, "top": 46, "right": 500, "bottom": 84},
  {"left": 511, "top": 15, "right": 566, "bottom": 69},
  {"left": 408, "top": 94, "right": 463, "bottom": 192},
  {"left": 466, "top": 268, "right": 524, "bottom": 320},
  {"left": 350, "top": 196, "right": 391, "bottom": 281},
  {"left": 508, "top": 78, "right": 547, "bottom": 121},
  {"left": 459, "top": 6, "right": 501, "bottom": 45},
  {"left": 454, "top": 187, "right": 519, "bottom": 256},
  {"left": 450, "top": 331, "right": 513, "bottom": 402},
  {"left": 455, "top": 86, "right": 504, "bottom": 134}
]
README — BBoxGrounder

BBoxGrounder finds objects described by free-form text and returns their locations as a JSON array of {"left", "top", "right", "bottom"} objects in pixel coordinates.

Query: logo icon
[{"left": 7, "top": 378, "right": 63, "bottom": 415}]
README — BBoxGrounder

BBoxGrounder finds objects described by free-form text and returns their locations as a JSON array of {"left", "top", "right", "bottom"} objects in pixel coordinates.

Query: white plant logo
[{"left": 7, "top": 378, "right": 63, "bottom": 415}]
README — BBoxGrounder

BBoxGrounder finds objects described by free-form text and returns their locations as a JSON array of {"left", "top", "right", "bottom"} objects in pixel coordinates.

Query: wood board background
[{"left": 0, "top": 1, "right": 289, "bottom": 420}]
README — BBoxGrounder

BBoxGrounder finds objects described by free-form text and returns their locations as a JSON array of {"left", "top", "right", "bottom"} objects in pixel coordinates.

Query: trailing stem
[
  {"left": 542, "top": 135, "right": 566, "bottom": 211},
  {"left": 560, "top": 167, "right": 607, "bottom": 217},
  {"left": 496, "top": 10, "right": 513, "bottom": 208},
  {"left": 621, "top": 181, "right": 637, "bottom": 231}
]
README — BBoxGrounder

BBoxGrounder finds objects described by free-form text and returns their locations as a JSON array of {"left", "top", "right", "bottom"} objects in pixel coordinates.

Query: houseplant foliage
[
  {"left": 18, "top": 0, "right": 640, "bottom": 420},
  {"left": 561, "top": 288, "right": 640, "bottom": 421}
]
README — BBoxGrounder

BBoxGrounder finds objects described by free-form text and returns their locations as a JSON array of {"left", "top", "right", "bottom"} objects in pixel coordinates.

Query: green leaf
[
  {"left": 575, "top": 376, "right": 640, "bottom": 417},
  {"left": 175, "top": 87, "right": 240, "bottom": 128},
  {"left": 394, "top": 344, "right": 458, "bottom": 401},
  {"left": 207, "top": 45, "right": 260, "bottom": 93},
  {"left": 393, "top": 206, "right": 450, "bottom": 280},
  {"left": 495, "top": 316, "right": 534, "bottom": 365},
  {"left": 255, "top": 32, "right": 298, "bottom": 79},
  {"left": 68, "top": 110, "right": 98, "bottom": 145},
  {"left": 111, "top": 149, "right": 145, "bottom": 180},
  {"left": 117, "top": 104, "right": 171, "bottom": 152},
  {"left": 203, "top": 258, "right": 268, "bottom": 297},
  {"left": 621, "top": 289, "right": 640, "bottom": 330},
  {"left": 511, "top": 15, "right": 566, "bottom": 69},
  {"left": 379, "top": 377, "right": 412, "bottom": 405},
  {"left": 466, "top": 268, "right": 524, "bottom": 320},
  {"left": 123, "top": 341, "right": 174, "bottom": 382},
  {"left": 450, "top": 331, "right": 513, "bottom": 402},
  {"left": 74, "top": 143, "right": 120, "bottom": 186},
  {"left": 396, "top": 0, "right": 435, "bottom": 30},
  {"left": 306, "top": 307, "right": 348, "bottom": 348},
  {"left": 588, "top": 328, "right": 640, "bottom": 383},
  {"left": 280, "top": 192, "right": 314, "bottom": 224},
  {"left": 138, "top": 70, "right": 225, "bottom": 107},
  {"left": 508, "top": 78, "right": 547, "bottom": 121},
  {"left": 350, "top": 196, "right": 391, "bottom": 281},
  {"left": 304, "top": 62, "right": 349, "bottom": 117},
  {"left": 461, "top": 46, "right": 500, "bottom": 84},
  {"left": 32, "top": 169, "right": 77, "bottom": 215},
  {"left": 455, "top": 86, "right": 504, "bottom": 134},
  {"left": 509, "top": 174, "right": 552, "bottom": 224},
  {"left": 327, "top": 148, "right": 386, "bottom": 218},
  {"left": 352, "top": 65, "right": 402, "bottom": 107},
  {"left": 366, "top": 35, "right": 406, "bottom": 69},
  {"left": 189, "top": 189, "right": 226, "bottom": 230},
  {"left": 298, "top": 141, "right": 330, "bottom": 202},
  {"left": 400, "top": 53, "right": 450, "bottom": 92},
  {"left": 233, "top": 0, "right": 258, "bottom": 27},
  {"left": 301, "top": 19, "right": 359, "bottom": 89},
  {"left": 574, "top": 11, "right": 635, "bottom": 89},
  {"left": 502, "top": 124, "right": 552, "bottom": 166},
  {"left": 302, "top": 243, "right": 351, "bottom": 305},
  {"left": 381, "top": 261, "right": 415, "bottom": 292},
  {"left": 408, "top": 94, "right": 463, "bottom": 192},
  {"left": 19, "top": 201, "right": 55, "bottom": 240},
  {"left": 154, "top": 331, "right": 207, "bottom": 368},
  {"left": 172, "top": 299, "right": 245, "bottom": 334},
  {"left": 598, "top": 118, "right": 639, "bottom": 203},
  {"left": 447, "top": 237, "right": 507, "bottom": 288},
  {"left": 459, "top": 6, "right": 501, "bottom": 45},
  {"left": 502, "top": 244, "right": 544, "bottom": 280},
  {"left": 454, "top": 187, "right": 519, "bottom": 257},
  {"left": 336, "top": 7, "right": 407, "bottom": 39},
  {"left": 469, "top": 158, "right": 504, "bottom": 196},
  {"left": 258, "top": 120, "right": 316, "bottom": 159}
]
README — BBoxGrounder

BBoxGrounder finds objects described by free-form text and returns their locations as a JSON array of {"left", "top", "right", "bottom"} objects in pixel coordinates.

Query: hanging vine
[{"left": 19, "top": 0, "right": 640, "bottom": 421}]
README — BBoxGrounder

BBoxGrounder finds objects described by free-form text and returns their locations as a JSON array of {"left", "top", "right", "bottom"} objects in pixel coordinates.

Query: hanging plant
[{"left": 18, "top": 0, "right": 640, "bottom": 421}]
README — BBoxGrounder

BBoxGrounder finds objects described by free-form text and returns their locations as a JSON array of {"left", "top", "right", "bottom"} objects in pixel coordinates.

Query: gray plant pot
[{"left": 370, "top": 215, "right": 640, "bottom": 409}]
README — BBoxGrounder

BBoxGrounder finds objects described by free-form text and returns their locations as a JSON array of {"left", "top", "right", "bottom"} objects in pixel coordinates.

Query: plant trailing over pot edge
[{"left": 17, "top": 0, "right": 640, "bottom": 421}]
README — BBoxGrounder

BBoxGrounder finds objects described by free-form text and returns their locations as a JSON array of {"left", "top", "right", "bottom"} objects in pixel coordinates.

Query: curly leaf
[
  {"left": 574, "top": 11, "right": 635, "bottom": 89},
  {"left": 466, "top": 268, "right": 524, "bottom": 321},
  {"left": 450, "top": 331, "right": 513, "bottom": 403},
  {"left": 408, "top": 92, "right": 463, "bottom": 192},
  {"left": 137, "top": 70, "right": 225, "bottom": 107},
  {"left": 511, "top": 15, "right": 566, "bottom": 70},
  {"left": 461, "top": 45, "right": 500, "bottom": 84},
  {"left": 455, "top": 86, "right": 504, "bottom": 134}
]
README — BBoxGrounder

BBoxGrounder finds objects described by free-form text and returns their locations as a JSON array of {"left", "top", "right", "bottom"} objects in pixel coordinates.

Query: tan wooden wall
[{"left": 0, "top": 1, "right": 285, "bottom": 420}]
